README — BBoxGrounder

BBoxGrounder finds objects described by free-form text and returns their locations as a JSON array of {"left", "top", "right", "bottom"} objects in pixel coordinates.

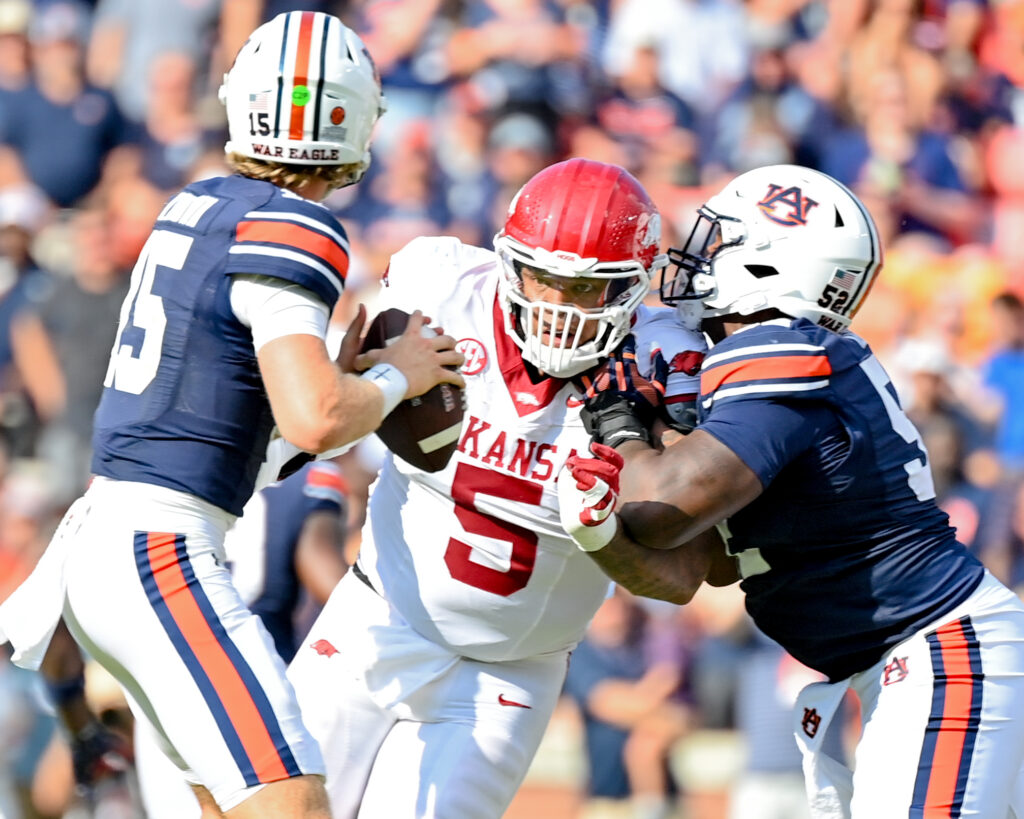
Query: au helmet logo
[{"left": 757, "top": 184, "right": 819, "bottom": 227}]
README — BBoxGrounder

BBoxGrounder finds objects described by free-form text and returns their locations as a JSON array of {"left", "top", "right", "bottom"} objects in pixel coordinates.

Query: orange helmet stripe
[{"left": 288, "top": 12, "right": 316, "bottom": 141}]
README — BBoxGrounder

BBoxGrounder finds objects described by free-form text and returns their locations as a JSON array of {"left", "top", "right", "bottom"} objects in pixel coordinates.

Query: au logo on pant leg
[
  {"left": 883, "top": 656, "right": 909, "bottom": 685},
  {"left": 802, "top": 707, "right": 821, "bottom": 738}
]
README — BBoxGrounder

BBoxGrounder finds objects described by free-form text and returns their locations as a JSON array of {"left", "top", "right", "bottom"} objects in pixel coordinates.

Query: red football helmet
[{"left": 493, "top": 159, "right": 665, "bottom": 378}]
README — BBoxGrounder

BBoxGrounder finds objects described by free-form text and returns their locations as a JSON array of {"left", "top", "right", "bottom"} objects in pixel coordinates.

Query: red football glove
[{"left": 557, "top": 443, "right": 624, "bottom": 552}]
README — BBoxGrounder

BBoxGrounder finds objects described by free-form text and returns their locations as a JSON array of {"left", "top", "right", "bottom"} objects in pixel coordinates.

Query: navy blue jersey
[
  {"left": 230, "top": 462, "right": 347, "bottom": 662},
  {"left": 697, "top": 319, "right": 985, "bottom": 681},
  {"left": 91, "top": 174, "right": 349, "bottom": 515}
]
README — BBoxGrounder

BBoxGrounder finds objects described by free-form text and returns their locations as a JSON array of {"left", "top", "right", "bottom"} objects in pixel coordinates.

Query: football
[{"left": 360, "top": 308, "right": 465, "bottom": 472}]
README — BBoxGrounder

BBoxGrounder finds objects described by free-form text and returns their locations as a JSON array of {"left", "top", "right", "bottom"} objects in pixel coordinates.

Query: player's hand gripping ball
[{"left": 360, "top": 308, "right": 465, "bottom": 472}]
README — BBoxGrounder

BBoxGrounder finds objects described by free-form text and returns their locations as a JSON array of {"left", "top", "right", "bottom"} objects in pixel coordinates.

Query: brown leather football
[{"left": 360, "top": 308, "right": 464, "bottom": 472}]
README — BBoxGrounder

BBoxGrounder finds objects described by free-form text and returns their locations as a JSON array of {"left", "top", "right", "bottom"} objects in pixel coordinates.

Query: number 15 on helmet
[{"left": 219, "top": 11, "right": 387, "bottom": 179}]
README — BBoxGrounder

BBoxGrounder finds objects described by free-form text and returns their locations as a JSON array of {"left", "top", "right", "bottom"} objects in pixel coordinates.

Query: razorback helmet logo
[
  {"left": 637, "top": 211, "right": 661, "bottom": 255},
  {"left": 757, "top": 184, "right": 819, "bottom": 227}
]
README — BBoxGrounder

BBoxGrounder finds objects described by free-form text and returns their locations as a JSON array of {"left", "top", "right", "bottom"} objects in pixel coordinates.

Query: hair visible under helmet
[
  {"left": 219, "top": 11, "right": 386, "bottom": 190},
  {"left": 493, "top": 158, "right": 666, "bottom": 379}
]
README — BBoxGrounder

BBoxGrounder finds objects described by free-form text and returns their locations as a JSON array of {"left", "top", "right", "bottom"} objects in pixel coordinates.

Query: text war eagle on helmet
[{"left": 251, "top": 144, "right": 342, "bottom": 161}]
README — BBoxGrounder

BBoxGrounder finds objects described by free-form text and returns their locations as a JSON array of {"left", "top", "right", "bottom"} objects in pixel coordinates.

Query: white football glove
[{"left": 557, "top": 443, "right": 623, "bottom": 552}]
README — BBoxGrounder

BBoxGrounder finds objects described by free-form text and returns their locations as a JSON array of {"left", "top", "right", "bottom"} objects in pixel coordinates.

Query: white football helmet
[
  {"left": 219, "top": 12, "right": 386, "bottom": 179},
  {"left": 661, "top": 164, "right": 882, "bottom": 333},
  {"left": 493, "top": 159, "right": 665, "bottom": 378}
]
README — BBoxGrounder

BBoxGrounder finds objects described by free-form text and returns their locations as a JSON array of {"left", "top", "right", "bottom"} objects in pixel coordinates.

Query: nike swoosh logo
[{"left": 498, "top": 694, "right": 532, "bottom": 709}]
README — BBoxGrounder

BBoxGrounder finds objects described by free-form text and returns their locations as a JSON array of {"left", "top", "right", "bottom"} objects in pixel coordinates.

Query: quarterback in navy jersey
[
  {"left": 0, "top": 11, "right": 462, "bottom": 819},
  {"left": 560, "top": 165, "right": 1024, "bottom": 817}
]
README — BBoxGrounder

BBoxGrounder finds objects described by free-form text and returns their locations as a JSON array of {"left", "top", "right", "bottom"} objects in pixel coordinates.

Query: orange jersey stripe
[
  {"left": 288, "top": 12, "right": 315, "bottom": 140},
  {"left": 614, "top": 359, "right": 626, "bottom": 391},
  {"left": 701, "top": 354, "right": 832, "bottom": 394},
  {"left": 307, "top": 465, "right": 349, "bottom": 495},
  {"left": 237, "top": 220, "right": 349, "bottom": 278},
  {"left": 923, "top": 620, "right": 974, "bottom": 816},
  {"left": 145, "top": 533, "right": 289, "bottom": 782}
]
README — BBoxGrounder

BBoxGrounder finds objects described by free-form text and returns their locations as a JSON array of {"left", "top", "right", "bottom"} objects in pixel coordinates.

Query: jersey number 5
[
  {"left": 103, "top": 230, "right": 192, "bottom": 395},
  {"left": 445, "top": 462, "right": 543, "bottom": 596}
]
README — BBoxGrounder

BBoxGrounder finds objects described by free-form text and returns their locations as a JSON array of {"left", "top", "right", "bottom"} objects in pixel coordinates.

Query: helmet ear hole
[
  {"left": 834, "top": 208, "right": 845, "bottom": 227},
  {"left": 745, "top": 264, "right": 780, "bottom": 279}
]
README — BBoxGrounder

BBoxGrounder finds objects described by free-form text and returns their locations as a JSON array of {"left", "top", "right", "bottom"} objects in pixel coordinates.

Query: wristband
[
  {"left": 581, "top": 393, "right": 654, "bottom": 448},
  {"left": 556, "top": 467, "right": 620, "bottom": 553},
  {"left": 361, "top": 363, "right": 408, "bottom": 420},
  {"left": 573, "top": 512, "right": 618, "bottom": 553}
]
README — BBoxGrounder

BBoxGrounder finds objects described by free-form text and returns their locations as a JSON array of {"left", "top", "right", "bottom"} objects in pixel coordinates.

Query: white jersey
[{"left": 358, "top": 237, "right": 705, "bottom": 662}]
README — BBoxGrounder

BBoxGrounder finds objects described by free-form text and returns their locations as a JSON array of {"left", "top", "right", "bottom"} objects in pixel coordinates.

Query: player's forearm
[
  {"left": 613, "top": 440, "right": 708, "bottom": 550},
  {"left": 617, "top": 431, "right": 762, "bottom": 551},
  {"left": 262, "top": 333, "right": 401, "bottom": 453},
  {"left": 301, "top": 370, "right": 399, "bottom": 453},
  {"left": 273, "top": 374, "right": 376, "bottom": 452},
  {"left": 586, "top": 519, "right": 712, "bottom": 605},
  {"left": 705, "top": 536, "right": 740, "bottom": 586}
]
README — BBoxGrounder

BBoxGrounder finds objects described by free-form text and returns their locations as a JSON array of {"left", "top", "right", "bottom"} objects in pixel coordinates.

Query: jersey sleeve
[
  {"left": 225, "top": 195, "right": 350, "bottom": 309},
  {"left": 697, "top": 325, "right": 835, "bottom": 484},
  {"left": 698, "top": 327, "right": 832, "bottom": 412},
  {"left": 375, "top": 236, "right": 492, "bottom": 315},
  {"left": 699, "top": 399, "right": 834, "bottom": 486}
]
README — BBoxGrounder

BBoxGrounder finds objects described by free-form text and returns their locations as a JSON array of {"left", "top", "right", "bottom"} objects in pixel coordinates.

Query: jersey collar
[{"left": 491, "top": 294, "right": 566, "bottom": 416}]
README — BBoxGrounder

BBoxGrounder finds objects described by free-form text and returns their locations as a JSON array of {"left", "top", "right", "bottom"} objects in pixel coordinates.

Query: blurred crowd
[{"left": 1, "top": 0, "right": 1023, "bottom": 817}]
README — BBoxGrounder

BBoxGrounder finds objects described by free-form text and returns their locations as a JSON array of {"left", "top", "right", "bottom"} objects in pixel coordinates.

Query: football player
[
  {"left": 0, "top": 11, "right": 463, "bottom": 818},
  {"left": 285, "top": 158, "right": 709, "bottom": 818},
  {"left": 560, "top": 164, "right": 1024, "bottom": 817}
]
